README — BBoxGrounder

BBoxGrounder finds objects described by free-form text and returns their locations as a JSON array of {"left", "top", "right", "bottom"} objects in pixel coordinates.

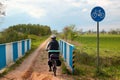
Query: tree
[
  {"left": 0, "top": 2, "right": 6, "bottom": 16},
  {"left": 79, "top": 28, "right": 83, "bottom": 34},
  {"left": 7, "top": 24, "right": 52, "bottom": 36},
  {"left": 0, "top": 2, "right": 6, "bottom": 26},
  {"left": 0, "top": 24, "right": 52, "bottom": 43},
  {"left": 63, "top": 27, "right": 68, "bottom": 40},
  {"left": 101, "top": 29, "right": 106, "bottom": 34},
  {"left": 52, "top": 30, "right": 58, "bottom": 35},
  {"left": 63, "top": 24, "right": 76, "bottom": 41},
  {"left": 109, "top": 29, "right": 117, "bottom": 34},
  {"left": 116, "top": 28, "right": 120, "bottom": 34}
]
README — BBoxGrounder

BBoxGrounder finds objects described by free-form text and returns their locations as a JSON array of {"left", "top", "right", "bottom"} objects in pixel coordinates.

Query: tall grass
[
  {"left": 72, "top": 34, "right": 120, "bottom": 79},
  {"left": 28, "top": 35, "right": 48, "bottom": 49}
]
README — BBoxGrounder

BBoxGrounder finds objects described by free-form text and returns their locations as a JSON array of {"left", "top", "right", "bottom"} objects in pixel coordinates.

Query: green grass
[
  {"left": 28, "top": 35, "right": 48, "bottom": 49},
  {"left": 0, "top": 33, "right": 2, "bottom": 38},
  {"left": 71, "top": 34, "right": 120, "bottom": 79},
  {"left": 75, "top": 34, "right": 120, "bottom": 56},
  {"left": 0, "top": 35, "right": 48, "bottom": 77}
]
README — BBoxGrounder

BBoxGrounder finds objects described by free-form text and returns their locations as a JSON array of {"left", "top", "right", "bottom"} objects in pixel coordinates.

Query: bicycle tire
[
  {"left": 53, "top": 66, "right": 57, "bottom": 76},
  {"left": 52, "top": 60, "right": 57, "bottom": 76}
]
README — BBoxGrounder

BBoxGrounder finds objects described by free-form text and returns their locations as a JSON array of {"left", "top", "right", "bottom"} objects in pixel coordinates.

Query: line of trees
[
  {"left": 0, "top": 24, "right": 51, "bottom": 43},
  {"left": 8, "top": 24, "right": 51, "bottom": 36},
  {"left": 60, "top": 25, "right": 120, "bottom": 41},
  {"left": 85, "top": 29, "right": 120, "bottom": 34}
]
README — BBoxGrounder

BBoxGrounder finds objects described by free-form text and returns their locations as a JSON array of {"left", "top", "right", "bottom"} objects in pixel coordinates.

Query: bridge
[
  {"left": 0, "top": 39, "right": 75, "bottom": 74},
  {"left": 0, "top": 39, "right": 31, "bottom": 70}
]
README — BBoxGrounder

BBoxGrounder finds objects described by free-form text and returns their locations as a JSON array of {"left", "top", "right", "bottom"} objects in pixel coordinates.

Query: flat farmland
[{"left": 73, "top": 34, "right": 120, "bottom": 79}]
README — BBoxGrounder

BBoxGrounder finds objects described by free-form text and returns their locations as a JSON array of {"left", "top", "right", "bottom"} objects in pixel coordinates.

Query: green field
[
  {"left": 73, "top": 34, "right": 120, "bottom": 79},
  {"left": 75, "top": 34, "right": 120, "bottom": 57}
]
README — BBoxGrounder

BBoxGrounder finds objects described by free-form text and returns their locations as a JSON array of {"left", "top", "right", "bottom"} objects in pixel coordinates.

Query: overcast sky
[{"left": 0, "top": 0, "right": 120, "bottom": 32}]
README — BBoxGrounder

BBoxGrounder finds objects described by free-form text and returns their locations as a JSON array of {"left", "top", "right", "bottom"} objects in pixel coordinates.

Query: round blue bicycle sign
[{"left": 91, "top": 6, "right": 105, "bottom": 22}]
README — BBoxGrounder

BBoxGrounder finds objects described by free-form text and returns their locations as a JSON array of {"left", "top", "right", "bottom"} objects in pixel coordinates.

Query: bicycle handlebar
[{"left": 48, "top": 50, "right": 60, "bottom": 52}]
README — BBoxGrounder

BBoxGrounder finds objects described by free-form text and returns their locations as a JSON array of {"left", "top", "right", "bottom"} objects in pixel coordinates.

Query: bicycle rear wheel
[
  {"left": 52, "top": 60, "right": 57, "bottom": 76},
  {"left": 53, "top": 66, "right": 57, "bottom": 76}
]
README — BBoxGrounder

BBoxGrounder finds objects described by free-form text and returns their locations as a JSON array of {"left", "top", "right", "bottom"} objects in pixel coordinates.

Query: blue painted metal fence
[
  {"left": 0, "top": 39, "right": 31, "bottom": 70},
  {"left": 59, "top": 40, "right": 75, "bottom": 72}
]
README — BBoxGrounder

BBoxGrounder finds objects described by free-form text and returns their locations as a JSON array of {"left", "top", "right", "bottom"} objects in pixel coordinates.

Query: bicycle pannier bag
[{"left": 56, "top": 60, "right": 61, "bottom": 66}]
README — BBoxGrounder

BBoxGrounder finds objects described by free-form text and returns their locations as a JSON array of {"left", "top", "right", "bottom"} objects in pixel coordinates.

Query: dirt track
[{"left": 0, "top": 38, "right": 73, "bottom": 80}]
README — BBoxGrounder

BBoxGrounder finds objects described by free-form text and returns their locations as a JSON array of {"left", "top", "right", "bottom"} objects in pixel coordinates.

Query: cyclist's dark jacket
[
  {"left": 47, "top": 39, "right": 59, "bottom": 50},
  {"left": 47, "top": 39, "right": 60, "bottom": 66}
]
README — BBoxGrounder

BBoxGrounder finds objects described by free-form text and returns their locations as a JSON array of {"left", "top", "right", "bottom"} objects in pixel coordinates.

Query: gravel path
[{"left": 0, "top": 38, "right": 73, "bottom": 80}]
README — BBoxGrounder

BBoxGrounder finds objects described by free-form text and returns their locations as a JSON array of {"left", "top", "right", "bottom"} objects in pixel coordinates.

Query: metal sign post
[
  {"left": 97, "top": 22, "right": 99, "bottom": 72},
  {"left": 91, "top": 6, "right": 105, "bottom": 73}
]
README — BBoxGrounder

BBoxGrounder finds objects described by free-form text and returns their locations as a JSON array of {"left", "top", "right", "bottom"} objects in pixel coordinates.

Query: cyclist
[{"left": 46, "top": 35, "right": 59, "bottom": 71}]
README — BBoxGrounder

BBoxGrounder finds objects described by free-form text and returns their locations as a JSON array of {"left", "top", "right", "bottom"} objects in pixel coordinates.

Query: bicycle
[
  {"left": 48, "top": 50, "right": 61, "bottom": 76},
  {"left": 92, "top": 9, "right": 105, "bottom": 19}
]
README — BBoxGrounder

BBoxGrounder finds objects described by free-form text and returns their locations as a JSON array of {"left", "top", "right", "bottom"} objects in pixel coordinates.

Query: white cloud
[
  {"left": 71, "top": 1, "right": 81, "bottom": 7},
  {"left": 5, "top": 0, "right": 120, "bottom": 17},
  {"left": 0, "top": 0, "right": 6, "bottom": 3},
  {"left": 82, "top": 8, "right": 88, "bottom": 12},
  {"left": 87, "top": 0, "right": 112, "bottom": 6},
  {"left": 6, "top": 0, "right": 47, "bottom": 18},
  {"left": 28, "top": 7, "right": 46, "bottom": 18},
  {"left": 1, "top": 0, "right": 120, "bottom": 31}
]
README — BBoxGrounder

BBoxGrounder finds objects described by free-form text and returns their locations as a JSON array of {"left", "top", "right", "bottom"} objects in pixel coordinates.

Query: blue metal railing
[
  {"left": 59, "top": 40, "right": 75, "bottom": 72},
  {"left": 0, "top": 39, "right": 31, "bottom": 70}
]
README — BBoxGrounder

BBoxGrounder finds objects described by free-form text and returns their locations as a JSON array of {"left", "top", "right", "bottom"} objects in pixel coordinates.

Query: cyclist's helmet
[{"left": 51, "top": 35, "right": 56, "bottom": 39}]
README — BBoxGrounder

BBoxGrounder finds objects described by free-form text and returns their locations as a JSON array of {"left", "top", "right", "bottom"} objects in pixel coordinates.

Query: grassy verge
[
  {"left": 71, "top": 34, "right": 120, "bottom": 79},
  {"left": 73, "top": 48, "right": 120, "bottom": 79},
  {"left": 60, "top": 34, "right": 120, "bottom": 79},
  {"left": 60, "top": 57, "right": 71, "bottom": 74},
  {"left": 0, "top": 35, "right": 49, "bottom": 77}
]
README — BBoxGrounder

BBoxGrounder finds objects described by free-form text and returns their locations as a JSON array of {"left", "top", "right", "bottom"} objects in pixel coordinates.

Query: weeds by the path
[{"left": 0, "top": 35, "right": 48, "bottom": 77}]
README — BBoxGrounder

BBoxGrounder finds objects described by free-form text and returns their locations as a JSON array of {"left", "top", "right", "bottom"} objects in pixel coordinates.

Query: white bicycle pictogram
[{"left": 92, "top": 9, "right": 105, "bottom": 19}]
